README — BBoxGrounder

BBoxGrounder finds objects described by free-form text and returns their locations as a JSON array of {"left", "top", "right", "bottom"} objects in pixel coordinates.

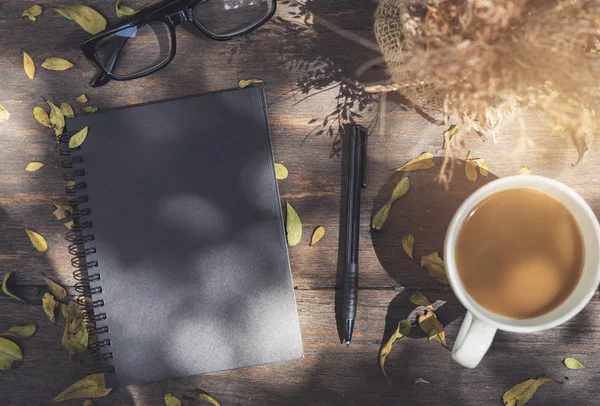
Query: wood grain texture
[{"left": 1, "top": 0, "right": 599, "bottom": 405}]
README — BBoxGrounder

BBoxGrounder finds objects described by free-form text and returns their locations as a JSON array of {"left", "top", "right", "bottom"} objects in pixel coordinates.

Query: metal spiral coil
[{"left": 59, "top": 131, "right": 114, "bottom": 374}]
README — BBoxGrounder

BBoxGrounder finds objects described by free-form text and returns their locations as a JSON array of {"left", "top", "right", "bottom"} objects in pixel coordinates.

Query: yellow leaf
[
  {"left": 564, "top": 357, "right": 584, "bottom": 369},
  {"left": 22, "top": 4, "right": 43, "bottom": 21},
  {"left": 4, "top": 324, "right": 36, "bottom": 338},
  {"left": 62, "top": 301, "right": 88, "bottom": 354},
  {"left": 164, "top": 393, "right": 181, "bottom": 406},
  {"left": 65, "top": 220, "right": 74, "bottom": 230},
  {"left": 25, "top": 162, "right": 45, "bottom": 172},
  {"left": 25, "top": 228, "right": 48, "bottom": 252},
  {"left": 46, "top": 99, "right": 65, "bottom": 136},
  {"left": 519, "top": 166, "right": 532, "bottom": 175},
  {"left": 51, "top": 373, "right": 112, "bottom": 403},
  {"left": 502, "top": 378, "right": 557, "bottom": 406},
  {"left": 239, "top": 79, "right": 264, "bottom": 88},
  {"left": 76, "top": 94, "right": 88, "bottom": 103},
  {"left": 44, "top": 276, "right": 68, "bottom": 301},
  {"left": 52, "top": 198, "right": 74, "bottom": 214},
  {"left": 0, "top": 104, "right": 10, "bottom": 123},
  {"left": 390, "top": 177, "right": 410, "bottom": 202},
  {"left": 60, "top": 103, "right": 75, "bottom": 118},
  {"left": 441, "top": 125, "right": 459, "bottom": 151},
  {"left": 0, "top": 337, "right": 23, "bottom": 370},
  {"left": 310, "top": 226, "right": 325, "bottom": 246},
  {"left": 116, "top": 0, "right": 139, "bottom": 17},
  {"left": 395, "top": 152, "right": 435, "bottom": 171},
  {"left": 33, "top": 106, "right": 52, "bottom": 128},
  {"left": 420, "top": 252, "right": 448, "bottom": 284},
  {"left": 199, "top": 393, "right": 221, "bottom": 406},
  {"left": 84, "top": 401, "right": 95, "bottom": 406},
  {"left": 69, "top": 126, "right": 89, "bottom": 149},
  {"left": 53, "top": 5, "right": 107, "bottom": 35},
  {"left": 60, "top": 303, "right": 69, "bottom": 319},
  {"left": 83, "top": 106, "right": 98, "bottom": 113},
  {"left": 554, "top": 125, "right": 565, "bottom": 133},
  {"left": 401, "top": 233, "right": 414, "bottom": 259},
  {"left": 409, "top": 291, "right": 431, "bottom": 307},
  {"left": 379, "top": 319, "right": 411, "bottom": 383},
  {"left": 43, "top": 293, "right": 58, "bottom": 323},
  {"left": 286, "top": 201, "right": 302, "bottom": 246},
  {"left": 472, "top": 158, "right": 489, "bottom": 176},
  {"left": 372, "top": 178, "right": 410, "bottom": 230},
  {"left": 274, "top": 163, "right": 288, "bottom": 180},
  {"left": 23, "top": 52, "right": 35, "bottom": 79},
  {"left": 2, "top": 272, "right": 25, "bottom": 303},
  {"left": 418, "top": 311, "right": 446, "bottom": 346},
  {"left": 41, "top": 57, "right": 74, "bottom": 71},
  {"left": 465, "top": 151, "right": 477, "bottom": 182}
]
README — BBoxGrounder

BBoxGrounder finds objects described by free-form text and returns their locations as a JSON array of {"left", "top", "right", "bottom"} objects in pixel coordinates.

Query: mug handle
[{"left": 452, "top": 311, "right": 497, "bottom": 368}]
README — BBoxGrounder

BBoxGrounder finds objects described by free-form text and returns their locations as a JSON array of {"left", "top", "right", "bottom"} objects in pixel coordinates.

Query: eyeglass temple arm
[{"left": 90, "top": 36, "right": 130, "bottom": 88}]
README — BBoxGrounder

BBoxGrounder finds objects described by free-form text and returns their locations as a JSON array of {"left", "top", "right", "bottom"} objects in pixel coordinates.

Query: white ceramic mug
[{"left": 445, "top": 175, "right": 600, "bottom": 368}]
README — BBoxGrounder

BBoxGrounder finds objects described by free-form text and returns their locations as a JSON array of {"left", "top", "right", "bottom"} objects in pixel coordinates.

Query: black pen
[{"left": 343, "top": 125, "right": 367, "bottom": 346}]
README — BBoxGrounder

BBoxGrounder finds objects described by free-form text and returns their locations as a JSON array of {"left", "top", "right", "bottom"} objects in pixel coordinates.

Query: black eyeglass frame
[{"left": 80, "top": 0, "right": 276, "bottom": 86}]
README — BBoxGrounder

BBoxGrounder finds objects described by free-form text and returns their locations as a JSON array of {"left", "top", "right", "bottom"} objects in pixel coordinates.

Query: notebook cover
[{"left": 67, "top": 88, "right": 303, "bottom": 388}]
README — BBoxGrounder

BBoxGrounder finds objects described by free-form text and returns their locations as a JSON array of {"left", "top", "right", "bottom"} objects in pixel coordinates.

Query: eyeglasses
[{"left": 80, "top": 0, "right": 276, "bottom": 87}]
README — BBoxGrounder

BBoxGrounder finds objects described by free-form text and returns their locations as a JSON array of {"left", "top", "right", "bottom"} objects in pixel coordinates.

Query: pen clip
[{"left": 357, "top": 126, "right": 367, "bottom": 188}]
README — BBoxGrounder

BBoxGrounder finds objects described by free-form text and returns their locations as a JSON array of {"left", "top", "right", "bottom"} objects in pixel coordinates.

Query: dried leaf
[
  {"left": 465, "top": 151, "right": 478, "bottom": 182},
  {"left": 402, "top": 233, "right": 414, "bottom": 259},
  {"left": 60, "top": 103, "right": 75, "bottom": 118},
  {"left": 198, "top": 393, "right": 221, "bottom": 406},
  {"left": 46, "top": 99, "right": 65, "bottom": 136},
  {"left": 0, "top": 104, "right": 10, "bottom": 123},
  {"left": 420, "top": 252, "right": 448, "bottom": 284},
  {"left": 418, "top": 311, "right": 446, "bottom": 346},
  {"left": 390, "top": 177, "right": 410, "bottom": 202},
  {"left": 2, "top": 272, "right": 25, "bottom": 303},
  {"left": 502, "top": 378, "right": 557, "bottom": 406},
  {"left": 519, "top": 166, "right": 532, "bottom": 175},
  {"left": 372, "top": 178, "right": 410, "bottom": 230},
  {"left": 396, "top": 152, "right": 435, "bottom": 171},
  {"left": 43, "top": 293, "right": 58, "bottom": 323},
  {"left": 60, "top": 303, "right": 69, "bottom": 319},
  {"left": 33, "top": 106, "right": 52, "bottom": 128},
  {"left": 239, "top": 79, "right": 264, "bottom": 88},
  {"left": 409, "top": 291, "right": 431, "bottom": 307},
  {"left": 25, "top": 228, "right": 48, "bottom": 252},
  {"left": 379, "top": 319, "right": 411, "bottom": 382},
  {"left": 554, "top": 125, "right": 565, "bottom": 133},
  {"left": 564, "top": 357, "right": 584, "bottom": 369},
  {"left": 69, "top": 126, "right": 89, "bottom": 149},
  {"left": 0, "top": 337, "right": 23, "bottom": 370},
  {"left": 62, "top": 301, "right": 88, "bottom": 354},
  {"left": 5, "top": 324, "right": 36, "bottom": 338},
  {"left": 44, "top": 276, "right": 68, "bottom": 301},
  {"left": 83, "top": 106, "right": 98, "bottom": 113},
  {"left": 286, "top": 201, "right": 302, "bottom": 246},
  {"left": 84, "top": 401, "right": 95, "bottom": 406},
  {"left": 414, "top": 377, "right": 430, "bottom": 385},
  {"left": 25, "top": 162, "right": 45, "bottom": 172},
  {"left": 441, "top": 125, "right": 459, "bottom": 151},
  {"left": 53, "top": 5, "right": 107, "bottom": 35},
  {"left": 116, "top": 0, "right": 139, "bottom": 17},
  {"left": 571, "top": 105, "right": 595, "bottom": 166},
  {"left": 53, "top": 207, "right": 69, "bottom": 220},
  {"left": 65, "top": 220, "right": 74, "bottom": 230},
  {"left": 164, "top": 393, "right": 181, "bottom": 406},
  {"left": 23, "top": 52, "right": 35, "bottom": 79},
  {"left": 51, "top": 373, "right": 112, "bottom": 403},
  {"left": 52, "top": 198, "right": 74, "bottom": 214},
  {"left": 472, "top": 158, "right": 489, "bottom": 176},
  {"left": 76, "top": 94, "right": 88, "bottom": 103},
  {"left": 41, "top": 57, "right": 74, "bottom": 71},
  {"left": 274, "top": 163, "right": 288, "bottom": 180},
  {"left": 22, "top": 4, "right": 42, "bottom": 21},
  {"left": 310, "top": 226, "right": 325, "bottom": 246}
]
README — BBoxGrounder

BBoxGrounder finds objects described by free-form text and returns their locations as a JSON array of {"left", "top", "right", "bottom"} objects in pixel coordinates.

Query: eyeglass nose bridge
[{"left": 167, "top": 9, "right": 192, "bottom": 26}]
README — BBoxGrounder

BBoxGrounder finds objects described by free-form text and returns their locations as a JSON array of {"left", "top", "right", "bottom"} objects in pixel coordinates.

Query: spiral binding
[{"left": 59, "top": 132, "right": 114, "bottom": 374}]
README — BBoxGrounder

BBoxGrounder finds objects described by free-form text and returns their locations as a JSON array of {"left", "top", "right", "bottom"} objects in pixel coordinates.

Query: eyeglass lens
[{"left": 193, "top": 0, "right": 273, "bottom": 37}]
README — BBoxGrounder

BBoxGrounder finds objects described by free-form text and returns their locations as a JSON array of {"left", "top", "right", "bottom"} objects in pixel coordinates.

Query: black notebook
[{"left": 64, "top": 87, "right": 303, "bottom": 388}]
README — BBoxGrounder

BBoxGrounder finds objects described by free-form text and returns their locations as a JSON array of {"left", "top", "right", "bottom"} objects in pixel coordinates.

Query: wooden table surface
[{"left": 2, "top": 1, "right": 600, "bottom": 405}]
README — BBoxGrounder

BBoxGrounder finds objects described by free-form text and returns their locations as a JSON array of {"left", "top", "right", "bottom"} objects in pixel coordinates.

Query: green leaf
[
  {"left": 401, "top": 233, "right": 414, "bottom": 259},
  {"left": 44, "top": 276, "right": 68, "bottom": 301},
  {"left": 69, "top": 126, "right": 89, "bottom": 149},
  {"left": 83, "top": 106, "right": 98, "bottom": 113},
  {"left": 46, "top": 99, "right": 65, "bottom": 136},
  {"left": 409, "top": 291, "right": 431, "bottom": 307},
  {"left": 274, "top": 163, "right": 288, "bottom": 180},
  {"left": 51, "top": 373, "right": 112, "bottom": 403},
  {"left": 24, "top": 51, "right": 35, "bottom": 79},
  {"left": 0, "top": 337, "right": 23, "bottom": 370},
  {"left": 379, "top": 319, "right": 411, "bottom": 383},
  {"left": 310, "top": 226, "right": 325, "bottom": 246},
  {"left": 41, "top": 57, "right": 74, "bottom": 71},
  {"left": 25, "top": 228, "right": 48, "bottom": 252},
  {"left": 4, "top": 324, "right": 36, "bottom": 338},
  {"left": 116, "top": 0, "right": 139, "bottom": 17},
  {"left": 60, "top": 103, "right": 75, "bottom": 118},
  {"left": 502, "top": 378, "right": 557, "bottom": 406},
  {"left": 0, "top": 104, "right": 10, "bottom": 123},
  {"left": 33, "top": 106, "right": 52, "bottom": 128},
  {"left": 564, "top": 357, "right": 584, "bottom": 369},
  {"left": 2, "top": 272, "right": 25, "bottom": 303},
  {"left": 22, "top": 4, "right": 43, "bottom": 21},
  {"left": 164, "top": 393, "right": 181, "bottom": 406},
  {"left": 53, "top": 5, "right": 107, "bottom": 35},
  {"left": 43, "top": 293, "right": 58, "bottom": 323},
  {"left": 420, "top": 252, "right": 448, "bottom": 284},
  {"left": 286, "top": 201, "right": 302, "bottom": 246}
]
